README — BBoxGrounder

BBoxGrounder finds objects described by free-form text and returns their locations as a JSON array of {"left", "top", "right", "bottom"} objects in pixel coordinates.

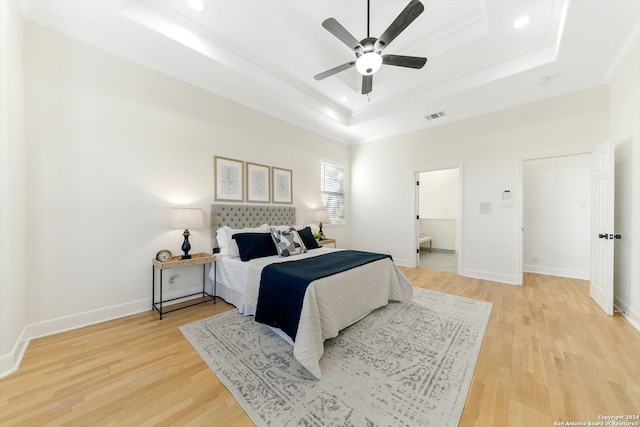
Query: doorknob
[{"left": 599, "top": 233, "right": 622, "bottom": 239}]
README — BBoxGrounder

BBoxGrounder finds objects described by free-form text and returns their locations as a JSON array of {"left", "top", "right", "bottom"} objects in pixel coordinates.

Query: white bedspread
[{"left": 213, "top": 249, "right": 413, "bottom": 378}]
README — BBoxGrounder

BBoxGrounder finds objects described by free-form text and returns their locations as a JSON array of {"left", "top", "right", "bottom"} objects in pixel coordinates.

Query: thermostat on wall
[{"left": 502, "top": 190, "right": 511, "bottom": 199}]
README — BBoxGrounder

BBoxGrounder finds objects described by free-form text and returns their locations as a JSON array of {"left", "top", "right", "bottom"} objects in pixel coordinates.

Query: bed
[{"left": 209, "top": 204, "right": 413, "bottom": 378}]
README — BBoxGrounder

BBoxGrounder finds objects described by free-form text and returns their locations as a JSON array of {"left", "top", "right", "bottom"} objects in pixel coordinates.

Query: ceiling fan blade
[
  {"left": 377, "top": 0, "right": 424, "bottom": 51},
  {"left": 314, "top": 62, "right": 356, "bottom": 80},
  {"left": 382, "top": 54, "right": 427, "bottom": 69},
  {"left": 362, "top": 75, "right": 373, "bottom": 95},
  {"left": 322, "top": 18, "right": 364, "bottom": 53}
]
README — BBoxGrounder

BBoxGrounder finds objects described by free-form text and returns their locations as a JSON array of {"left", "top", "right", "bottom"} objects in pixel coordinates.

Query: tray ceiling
[{"left": 19, "top": 0, "right": 640, "bottom": 144}]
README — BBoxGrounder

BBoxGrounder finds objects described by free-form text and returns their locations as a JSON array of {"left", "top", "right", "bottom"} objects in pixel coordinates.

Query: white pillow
[
  {"left": 222, "top": 224, "right": 270, "bottom": 258},
  {"left": 216, "top": 227, "right": 230, "bottom": 256}
]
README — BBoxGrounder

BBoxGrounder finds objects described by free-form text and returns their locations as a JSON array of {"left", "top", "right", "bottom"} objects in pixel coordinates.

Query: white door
[{"left": 590, "top": 140, "right": 615, "bottom": 315}]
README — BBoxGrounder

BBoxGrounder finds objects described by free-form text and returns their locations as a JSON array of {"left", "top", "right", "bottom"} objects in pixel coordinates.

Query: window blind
[{"left": 321, "top": 161, "right": 345, "bottom": 224}]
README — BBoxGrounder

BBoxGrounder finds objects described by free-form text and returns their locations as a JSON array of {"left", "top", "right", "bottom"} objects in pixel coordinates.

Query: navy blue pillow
[
  {"left": 232, "top": 233, "right": 277, "bottom": 261},
  {"left": 297, "top": 226, "right": 320, "bottom": 250}
]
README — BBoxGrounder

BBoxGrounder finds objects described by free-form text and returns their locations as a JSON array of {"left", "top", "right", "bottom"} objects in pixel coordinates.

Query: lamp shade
[
  {"left": 169, "top": 208, "right": 203, "bottom": 230},
  {"left": 312, "top": 209, "right": 330, "bottom": 223}
]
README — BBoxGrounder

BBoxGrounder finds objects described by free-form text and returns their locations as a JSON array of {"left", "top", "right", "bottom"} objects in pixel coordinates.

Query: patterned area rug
[{"left": 180, "top": 287, "right": 492, "bottom": 426}]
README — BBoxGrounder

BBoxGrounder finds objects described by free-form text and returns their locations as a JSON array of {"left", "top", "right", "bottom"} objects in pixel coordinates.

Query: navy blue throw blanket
[{"left": 255, "top": 250, "right": 391, "bottom": 341}]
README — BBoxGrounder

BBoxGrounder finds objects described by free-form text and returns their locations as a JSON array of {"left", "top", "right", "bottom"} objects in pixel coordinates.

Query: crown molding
[{"left": 605, "top": 19, "right": 640, "bottom": 82}]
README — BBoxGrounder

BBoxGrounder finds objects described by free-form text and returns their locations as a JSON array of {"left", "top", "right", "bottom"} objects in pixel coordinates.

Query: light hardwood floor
[{"left": 1, "top": 269, "right": 639, "bottom": 426}]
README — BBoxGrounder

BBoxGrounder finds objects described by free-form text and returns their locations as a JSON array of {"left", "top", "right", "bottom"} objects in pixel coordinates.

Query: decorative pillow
[
  {"left": 270, "top": 227, "right": 307, "bottom": 257},
  {"left": 271, "top": 224, "right": 305, "bottom": 233},
  {"left": 297, "top": 226, "right": 320, "bottom": 249},
  {"left": 222, "top": 224, "right": 270, "bottom": 258},
  {"left": 232, "top": 232, "right": 277, "bottom": 262}
]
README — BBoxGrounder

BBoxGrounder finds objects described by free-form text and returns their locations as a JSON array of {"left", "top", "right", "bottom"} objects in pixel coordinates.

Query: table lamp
[
  {"left": 312, "top": 209, "right": 330, "bottom": 240},
  {"left": 169, "top": 208, "right": 204, "bottom": 259}
]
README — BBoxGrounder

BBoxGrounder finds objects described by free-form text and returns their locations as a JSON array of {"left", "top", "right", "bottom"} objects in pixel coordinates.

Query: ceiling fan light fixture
[{"left": 355, "top": 52, "right": 382, "bottom": 75}]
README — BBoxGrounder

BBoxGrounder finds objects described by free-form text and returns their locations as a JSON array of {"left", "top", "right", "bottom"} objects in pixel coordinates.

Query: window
[{"left": 321, "top": 161, "right": 345, "bottom": 224}]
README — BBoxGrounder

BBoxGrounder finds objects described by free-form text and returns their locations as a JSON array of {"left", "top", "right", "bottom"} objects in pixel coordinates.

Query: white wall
[
  {"left": 350, "top": 86, "right": 610, "bottom": 282},
  {"left": 0, "top": 0, "right": 28, "bottom": 377},
  {"left": 609, "top": 39, "right": 640, "bottom": 330},
  {"left": 522, "top": 155, "right": 591, "bottom": 279},
  {"left": 0, "top": 20, "right": 350, "bottom": 376}
]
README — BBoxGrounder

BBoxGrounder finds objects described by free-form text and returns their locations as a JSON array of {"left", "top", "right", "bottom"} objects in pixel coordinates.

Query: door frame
[
  {"left": 517, "top": 151, "right": 591, "bottom": 285},
  {"left": 414, "top": 164, "right": 464, "bottom": 273}
]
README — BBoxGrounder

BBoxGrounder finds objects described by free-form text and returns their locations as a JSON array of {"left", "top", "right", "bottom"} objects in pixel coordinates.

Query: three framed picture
[{"left": 214, "top": 156, "right": 292, "bottom": 204}]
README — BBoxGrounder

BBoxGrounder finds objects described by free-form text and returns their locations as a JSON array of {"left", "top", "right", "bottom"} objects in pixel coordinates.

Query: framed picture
[
  {"left": 214, "top": 156, "right": 244, "bottom": 202},
  {"left": 272, "top": 167, "right": 292, "bottom": 204},
  {"left": 246, "top": 162, "right": 270, "bottom": 203}
]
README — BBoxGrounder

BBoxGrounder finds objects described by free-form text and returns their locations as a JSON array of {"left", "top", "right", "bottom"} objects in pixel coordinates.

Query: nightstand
[
  {"left": 152, "top": 252, "right": 216, "bottom": 319},
  {"left": 317, "top": 238, "right": 336, "bottom": 248}
]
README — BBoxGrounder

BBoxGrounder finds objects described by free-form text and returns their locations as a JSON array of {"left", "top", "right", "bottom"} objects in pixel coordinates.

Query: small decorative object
[
  {"left": 272, "top": 167, "right": 293, "bottom": 204},
  {"left": 312, "top": 209, "right": 330, "bottom": 240},
  {"left": 169, "top": 207, "right": 204, "bottom": 259},
  {"left": 246, "top": 162, "right": 270, "bottom": 203},
  {"left": 214, "top": 156, "right": 244, "bottom": 201},
  {"left": 155, "top": 249, "right": 173, "bottom": 262}
]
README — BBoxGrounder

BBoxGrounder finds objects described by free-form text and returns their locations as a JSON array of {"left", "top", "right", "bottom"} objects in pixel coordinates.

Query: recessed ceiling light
[
  {"left": 513, "top": 16, "right": 530, "bottom": 29},
  {"left": 339, "top": 96, "right": 348, "bottom": 103},
  {"left": 188, "top": 0, "right": 205, "bottom": 12}
]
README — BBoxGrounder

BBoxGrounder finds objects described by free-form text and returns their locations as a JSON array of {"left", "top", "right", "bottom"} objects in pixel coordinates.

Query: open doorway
[
  {"left": 416, "top": 168, "right": 460, "bottom": 273},
  {"left": 522, "top": 154, "right": 591, "bottom": 280}
]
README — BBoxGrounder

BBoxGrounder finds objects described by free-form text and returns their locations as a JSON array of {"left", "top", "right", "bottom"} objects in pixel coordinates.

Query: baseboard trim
[
  {"left": 523, "top": 265, "right": 590, "bottom": 280},
  {"left": 0, "top": 298, "right": 150, "bottom": 379},
  {"left": 0, "top": 286, "right": 215, "bottom": 378},
  {"left": 460, "top": 268, "right": 520, "bottom": 285},
  {"left": 395, "top": 257, "right": 415, "bottom": 268},
  {"left": 0, "top": 328, "right": 29, "bottom": 379},
  {"left": 24, "top": 298, "right": 152, "bottom": 341},
  {"left": 614, "top": 296, "right": 640, "bottom": 332}
]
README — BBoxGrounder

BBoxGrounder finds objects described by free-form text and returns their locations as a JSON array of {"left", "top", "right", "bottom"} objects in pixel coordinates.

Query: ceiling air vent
[{"left": 425, "top": 111, "right": 447, "bottom": 120}]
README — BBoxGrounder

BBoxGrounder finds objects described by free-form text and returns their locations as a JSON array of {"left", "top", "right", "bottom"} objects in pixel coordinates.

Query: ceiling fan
[{"left": 314, "top": 0, "right": 427, "bottom": 96}]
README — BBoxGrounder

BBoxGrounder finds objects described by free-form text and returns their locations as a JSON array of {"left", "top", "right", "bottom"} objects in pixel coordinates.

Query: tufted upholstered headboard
[{"left": 210, "top": 204, "right": 296, "bottom": 249}]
